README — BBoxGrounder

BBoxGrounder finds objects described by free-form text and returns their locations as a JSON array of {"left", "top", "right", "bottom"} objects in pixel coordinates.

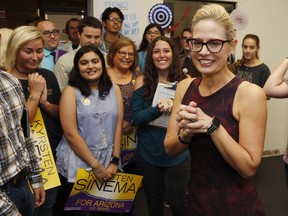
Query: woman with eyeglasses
[
  {"left": 137, "top": 23, "right": 164, "bottom": 73},
  {"left": 164, "top": 4, "right": 266, "bottom": 216},
  {"left": 132, "top": 35, "right": 190, "bottom": 216},
  {"left": 234, "top": 34, "right": 270, "bottom": 88},
  {"left": 107, "top": 37, "right": 139, "bottom": 176}
]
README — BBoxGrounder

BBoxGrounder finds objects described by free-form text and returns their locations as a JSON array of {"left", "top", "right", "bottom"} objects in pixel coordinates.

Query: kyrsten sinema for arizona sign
[{"left": 64, "top": 169, "right": 143, "bottom": 213}]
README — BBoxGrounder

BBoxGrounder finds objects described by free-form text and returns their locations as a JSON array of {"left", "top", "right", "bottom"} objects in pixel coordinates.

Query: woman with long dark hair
[
  {"left": 137, "top": 23, "right": 164, "bottom": 73},
  {"left": 55, "top": 45, "right": 123, "bottom": 216},
  {"left": 132, "top": 36, "right": 190, "bottom": 216}
]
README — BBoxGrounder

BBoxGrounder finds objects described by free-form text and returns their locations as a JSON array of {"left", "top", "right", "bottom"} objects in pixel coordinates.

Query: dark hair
[
  {"left": 138, "top": 23, "right": 164, "bottom": 52},
  {"left": 234, "top": 34, "right": 260, "bottom": 69},
  {"left": 181, "top": 27, "right": 192, "bottom": 39},
  {"left": 78, "top": 16, "right": 103, "bottom": 35},
  {"left": 35, "top": 19, "right": 55, "bottom": 28},
  {"left": 24, "top": 15, "right": 43, "bottom": 26},
  {"left": 242, "top": 34, "right": 260, "bottom": 59},
  {"left": 107, "top": 38, "right": 138, "bottom": 71},
  {"left": 65, "top": 17, "right": 80, "bottom": 33},
  {"left": 101, "top": 7, "right": 124, "bottom": 21},
  {"left": 143, "top": 36, "right": 186, "bottom": 100},
  {"left": 69, "top": 45, "right": 112, "bottom": 99}
]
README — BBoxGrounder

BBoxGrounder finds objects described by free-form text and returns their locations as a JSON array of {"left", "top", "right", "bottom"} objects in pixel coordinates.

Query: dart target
[{"left": 149, "top": 4, "right": 173, "bottom": 29}]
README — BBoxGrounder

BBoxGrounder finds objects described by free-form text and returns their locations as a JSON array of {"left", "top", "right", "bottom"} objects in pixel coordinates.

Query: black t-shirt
[
  {"left": 19, "top": 68, "right": 62, "bottom": 154},
  {"left": 236, "top": 63, "right": 271, "bottom": 88}
]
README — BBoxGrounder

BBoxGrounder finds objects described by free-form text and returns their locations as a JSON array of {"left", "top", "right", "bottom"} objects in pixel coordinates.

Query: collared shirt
[
  {"left": 0, "top": 70, "right": 43, "bottom": 216},
  {"left": 98, "top": 31, "right": 124, "bottom": 54},
  {"left": 41, "top": 48, "right": 67, "bottom": 72}
]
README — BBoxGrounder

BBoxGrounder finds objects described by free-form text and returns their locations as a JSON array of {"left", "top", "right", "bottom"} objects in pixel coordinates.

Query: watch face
[
  {"left": 111, "top": 156, "right": 120, "bottom": 164},
  {"left": 213, "top": 117, "right": 220, "bottom": 127}
]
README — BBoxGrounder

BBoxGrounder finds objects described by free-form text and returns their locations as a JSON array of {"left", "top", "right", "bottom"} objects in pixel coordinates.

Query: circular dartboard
[
  {"left": 230, "top": 8, "right": 249, "bottom": 31},
  {"left": 148, "top": 4, "right": 173, "bottom": 29}
]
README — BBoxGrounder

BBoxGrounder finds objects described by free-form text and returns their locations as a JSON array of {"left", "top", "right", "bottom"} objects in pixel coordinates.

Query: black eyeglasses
[
  {"left": 107, "top": 16, "right": 123, "bottom": 23},
  {"left": 186, "top": 38, "right": 232, "bottom": 53},
  {"left": 42, "top": 29, "right": 59, "bottom": 37},
  {"left": 118, "top": 50, "right": 135, "bottom": 58}
]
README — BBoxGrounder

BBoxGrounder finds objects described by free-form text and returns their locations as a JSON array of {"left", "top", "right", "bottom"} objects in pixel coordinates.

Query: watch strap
[
  {"left": 110, "top": 156, "right": 120, "bottom": 165},
  {"left": 207, "top": 117, "right": 220, "bottom": 135},
  {"left": 177, "top": 129, "right": 192, "bottom": 145}
]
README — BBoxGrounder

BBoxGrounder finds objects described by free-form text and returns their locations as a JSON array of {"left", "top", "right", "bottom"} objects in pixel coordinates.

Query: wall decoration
[
  {"left": 148, "top": 3, "right": 173, "bottom": 29},
  {"left": 230, "top": 8, "right": 249, "bottom": 31}
]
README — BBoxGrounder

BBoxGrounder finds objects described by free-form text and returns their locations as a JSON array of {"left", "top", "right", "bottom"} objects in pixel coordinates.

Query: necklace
[
  {"left": 15, "top": 65, "right": 35, "bottom": 75},
  {"left": 93, "top": 92, "right": 107, "bottom": 147}
]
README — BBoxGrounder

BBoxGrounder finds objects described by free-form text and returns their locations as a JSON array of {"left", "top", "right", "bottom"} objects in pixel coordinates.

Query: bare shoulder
[
  {"left": 177, "top": 77, "right": 195, "bottom": 92},
  {"left": 134, "top": 75, "right": 144, "bottom": 90},
  {"left": 235, "top": 81, "right": 266, "bottom": 116},
  {"left": 62, "top": 85, "right": 75, "bottom": 95},
  {"left": 237, "top": 81, "right": 266, "bottom": 101},
  {"left": 114, "top": 83, "right": 122, "bottom": 95}
]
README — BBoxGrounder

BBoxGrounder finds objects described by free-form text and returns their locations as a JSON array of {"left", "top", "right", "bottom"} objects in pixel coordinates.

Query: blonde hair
[
  {"left": 0, "top": 28, "right": 13, "bottom": 70},
  {"left": 5, "top": 26, "right": 43, "bottom": 70},
  {"left": 192, "top": 4, "right": 236, "bottom": 40}
]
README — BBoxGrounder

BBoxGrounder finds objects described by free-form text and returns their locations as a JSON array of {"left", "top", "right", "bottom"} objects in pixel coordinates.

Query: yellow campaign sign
[
  {"left": 65, "top": 169, "right": 143, "bottom": 213},
  {"left": 121, "top": 129, "right": 137, "bottom": 167},
  {"left": 30, "top": 108, "right": 60, "bottom": 190}
]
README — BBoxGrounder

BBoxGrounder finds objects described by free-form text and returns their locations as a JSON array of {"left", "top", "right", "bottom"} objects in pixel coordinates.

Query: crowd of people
[{"left": 0, "top": 3, "right": 286, "bottom": 216}]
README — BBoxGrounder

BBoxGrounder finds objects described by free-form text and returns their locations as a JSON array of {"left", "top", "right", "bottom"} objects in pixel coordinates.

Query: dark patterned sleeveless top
[
  {"left": 117, "top": 72, "right": 138, "bottom": 122},
  {"left": 182, "top": 76, "right": 265, "bottom": 216}
]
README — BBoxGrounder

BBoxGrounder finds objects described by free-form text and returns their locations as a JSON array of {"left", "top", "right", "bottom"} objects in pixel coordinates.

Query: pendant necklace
[{"left": 95, "top": 93, "right": 107, "bottom": 147}]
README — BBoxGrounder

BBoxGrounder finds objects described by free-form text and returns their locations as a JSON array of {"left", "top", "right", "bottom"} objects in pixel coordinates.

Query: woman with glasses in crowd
[
  {"left": 164, "top": 4, "right": 267, "bottom": 215},
  {"left": 107, "top": 38, "right": 139, "bottom": 173},
  {"left": 137, "top": 23, "right": 164, "bottom": 73},
  {"left": 132, "top": 35, "right": 190, "bottom": 216}
]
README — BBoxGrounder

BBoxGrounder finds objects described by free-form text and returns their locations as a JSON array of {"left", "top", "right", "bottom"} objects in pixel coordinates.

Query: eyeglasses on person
[
  {"left": 186, "top": 38, "right": 232, "bottom": 53},
  {"left": 118, "top": 50, "right": 135, "bottom": 58},
  {"left": 108, "top": 16, "right": 123, "bottom": 23},
  {"left": 182, "top": 36, "right": 192, "bottom": 41},
  {"left": 42, "top": 29, "right": 60, "bottom": 37}
]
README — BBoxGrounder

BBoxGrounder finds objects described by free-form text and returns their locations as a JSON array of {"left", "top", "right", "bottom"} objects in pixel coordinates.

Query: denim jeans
[
  {"left": 6, "top": 179, "right": 35, "bottom": 216},
  {"left": 33, "top": 187, "right": 58, "bottom": 216},
  {"left": 135, "top": 152, "right": 190, "bottom": 216}
]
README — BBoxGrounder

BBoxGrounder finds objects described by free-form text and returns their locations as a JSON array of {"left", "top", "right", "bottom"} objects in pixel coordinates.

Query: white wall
[
  {"left": 232, "top": 0, "right": 288, "bottom": 155},
  {"left": 89, "top": 0, "right": 163, "bottom": 47}
]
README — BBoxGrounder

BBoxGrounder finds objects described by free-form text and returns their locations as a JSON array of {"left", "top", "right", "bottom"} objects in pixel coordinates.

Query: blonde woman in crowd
[
  {"left": 0, "top": 28, "right": 13, "bottom": 70},
  {"left": 165, "top": 4, "right": 267, "bottom": 215}
]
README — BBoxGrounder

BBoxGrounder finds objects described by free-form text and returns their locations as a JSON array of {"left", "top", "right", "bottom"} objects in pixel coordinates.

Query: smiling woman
[
  {"left": 164, "top": 4, "right": 267, "bottom": 216},
  {"left": 54, "top": 45, "right": 124, "bottom": 215},
  {"left": 131, "top": 35, "right": 190, "bottom": 216},
  {"left": 5, "top": 25, "right": 62, "bottom": 216}
]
